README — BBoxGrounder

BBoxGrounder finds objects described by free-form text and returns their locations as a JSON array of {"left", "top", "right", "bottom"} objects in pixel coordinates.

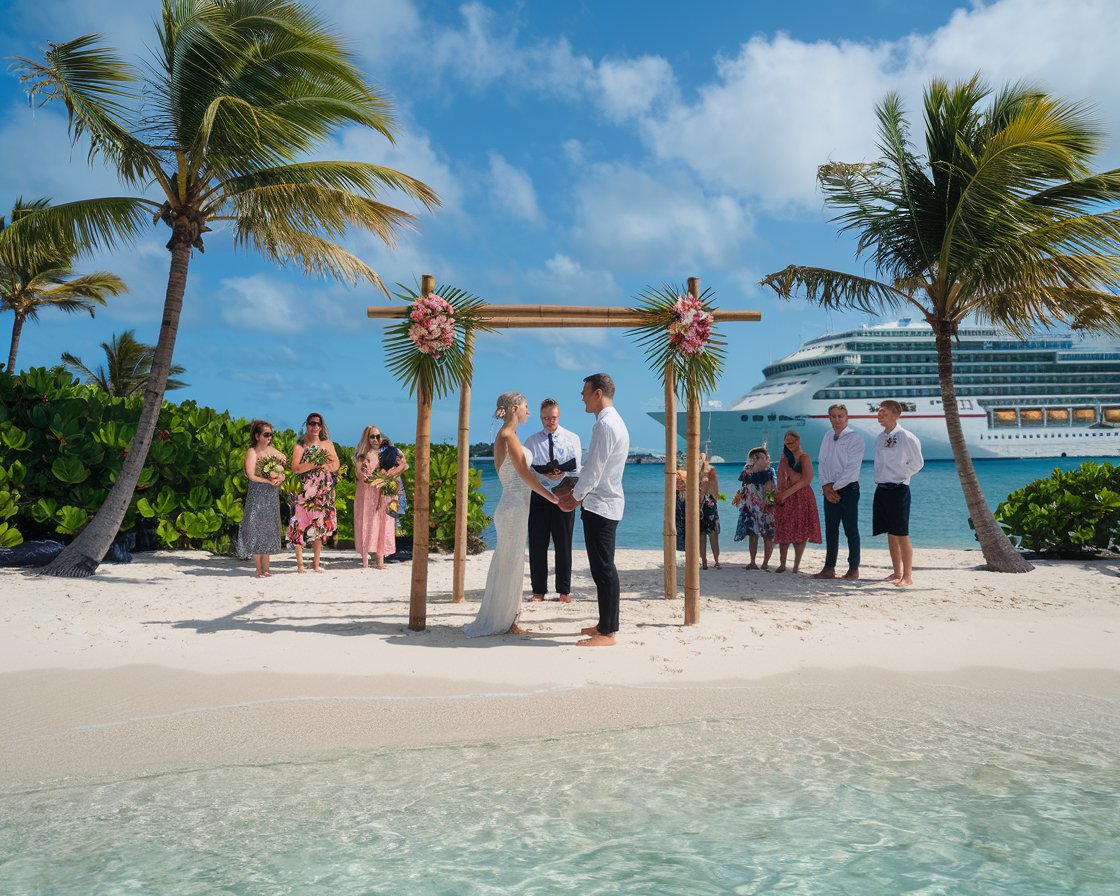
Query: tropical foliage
[
  {"left": 10, "top": 0, "right": 439, "bottom": 577},
  {"left": 628, "top": 282, "right": 726, "bottom": 399},
  {"left": 61, "top": 329, "right": 187, "bottom": 397},
  {"left": 1, "top": 197, "right": 126, "bottom": 373},
  {"left": 760, "top": 74, "right": 1120, "bottom": 573},
  {"left": 384, "top": 282, "right": 492, "bottom": 402},
  {"left": 0, "top": 368, "right": 490, "bottom": 554},
  {"left": 995, "top": 461, "right": 1120, "bottom": 557}
]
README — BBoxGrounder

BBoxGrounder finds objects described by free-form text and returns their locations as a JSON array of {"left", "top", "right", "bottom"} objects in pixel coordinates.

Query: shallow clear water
[
  {"left": 3, "top": 694, "right": 1118, "bottom": 895},
  {"left": 480, "top": 457, "right": 1103, "bottom": 550}
]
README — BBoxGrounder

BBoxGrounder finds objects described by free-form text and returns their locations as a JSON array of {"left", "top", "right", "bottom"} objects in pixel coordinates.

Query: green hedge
[
  {"left": 0, "top": 368, "right": 490, "bottom": 553},
  {"left": 994, "top": 460, "right": 1120, "bottom": 557}
]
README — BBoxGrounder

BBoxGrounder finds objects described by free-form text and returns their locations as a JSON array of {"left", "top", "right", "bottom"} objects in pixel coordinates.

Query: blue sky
[{"left": 3, "top": 0, "right": 1120, "bottom": 451}]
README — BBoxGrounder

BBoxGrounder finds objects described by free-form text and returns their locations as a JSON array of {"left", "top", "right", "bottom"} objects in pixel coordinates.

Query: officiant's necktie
[{"left": 548, "top": 433, "right": 555, "bottom": 462}]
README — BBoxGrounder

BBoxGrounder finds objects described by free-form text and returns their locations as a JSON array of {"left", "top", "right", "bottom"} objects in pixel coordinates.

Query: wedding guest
[
  {"left": 354, "top": 425, "right": 408, "bottom": 570},
  {"left": 773, "top": 430, "right": 821, "bottom": 573},
  {"left": 558, "top": 373, "right": 629, "bottom": 647},
  {"left": 524, "top": 398, "right": 581, "bottom": 602},
  {"left": 699, "top": 453, "right": 721, "bottom": 569},
  {"left": 733, "top": 446, "right": 776, "bottom": 570},
  {"left": 674, "top": 470, "right": 687, "bottom": 551},
  {"left": 236, "top": 419, "right": 285, "bottom": 577},
  {"left": 813, "top": 404, "right": 866, "bottom": 580},
  {"left": 873, "top": 399, "right": 925, "bottom": 587},
  {"left": 288, "top": 411, "right": 340, "bottom": 573}
]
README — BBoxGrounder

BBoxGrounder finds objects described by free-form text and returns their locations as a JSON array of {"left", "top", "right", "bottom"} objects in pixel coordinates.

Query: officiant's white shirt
[
  {"left": 524, "top": 425, "right": 581, "bottom": 491},
  {"left": 574, "top": 406, "right": 629, "bottom": 520}
]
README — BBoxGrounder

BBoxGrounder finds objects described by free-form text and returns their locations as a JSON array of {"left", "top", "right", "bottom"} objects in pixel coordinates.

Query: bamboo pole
[
  {"left": 683, "top": 276, "right": 702, "bottom": 625},
  {"left": 367, "top": 306, "right": 763, "bottom": 324},
  {"left": 452, "top": 329, "right": 475, "bottom": 603},
  {"left": 408, "top": 273, "right": 436, "bottom": 632},
  {"left": 663, "top": 359, "right": 678, "bottom": 600}
]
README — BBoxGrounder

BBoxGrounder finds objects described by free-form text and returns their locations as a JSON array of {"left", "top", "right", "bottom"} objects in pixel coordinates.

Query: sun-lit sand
[{"left": 2, "top": 545, "right": 1118, "bottom": 785}]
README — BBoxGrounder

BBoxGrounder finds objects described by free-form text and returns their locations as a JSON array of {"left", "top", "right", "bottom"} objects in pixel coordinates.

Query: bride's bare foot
[{"left": 507, "top": 623, "right": 529, "bottom": 634}]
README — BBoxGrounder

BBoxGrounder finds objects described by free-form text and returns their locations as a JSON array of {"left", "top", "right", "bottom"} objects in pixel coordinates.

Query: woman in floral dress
[
  {"left": 288, "top": 412, "right": 340, "bottom": 573},
  {"left": 773, "top": 430, "right": 821, "bottom": 573},
  {"left": 734, "top": 446, "right": 776, "bottom": 570}
]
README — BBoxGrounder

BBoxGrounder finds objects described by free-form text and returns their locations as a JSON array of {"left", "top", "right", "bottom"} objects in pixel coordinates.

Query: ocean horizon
[{"left": 477, "top": 455, "right": 1106, "bottom": 551}]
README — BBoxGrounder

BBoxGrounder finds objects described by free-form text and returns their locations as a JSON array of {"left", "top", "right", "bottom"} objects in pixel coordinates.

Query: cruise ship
[{"left": 649, "top": 320, "right": 1120, "bottom": 461}]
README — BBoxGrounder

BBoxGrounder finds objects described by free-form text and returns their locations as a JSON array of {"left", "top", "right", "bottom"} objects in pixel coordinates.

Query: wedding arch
[{"left": 368, "top": 274, "right": 760, "bottom": 631}]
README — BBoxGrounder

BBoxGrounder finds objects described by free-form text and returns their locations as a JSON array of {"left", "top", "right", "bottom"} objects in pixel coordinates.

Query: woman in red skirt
[{"left": 773, "top": 430, "right": 821, "bottom": 573}]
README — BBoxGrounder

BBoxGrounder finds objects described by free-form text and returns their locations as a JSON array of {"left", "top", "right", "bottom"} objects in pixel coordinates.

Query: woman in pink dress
[
  {"left": 773, "top": 430, "right": 821, "bottom": 573},
  {"left": 353, "top": 424, "right": 409, "bottom": 569}
]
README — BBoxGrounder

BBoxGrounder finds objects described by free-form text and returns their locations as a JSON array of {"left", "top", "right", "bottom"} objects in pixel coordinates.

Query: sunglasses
[
  {"left": 306, "top": 421, "right": 323, "bottom": 427},
  {"left": 261, "top": 432, "right": 274, "bottom": 439}
]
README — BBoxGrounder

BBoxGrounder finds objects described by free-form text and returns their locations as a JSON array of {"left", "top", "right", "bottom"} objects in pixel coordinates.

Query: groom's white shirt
[{"left": 574, "top": 405, "right": 629, "bottom": 521}]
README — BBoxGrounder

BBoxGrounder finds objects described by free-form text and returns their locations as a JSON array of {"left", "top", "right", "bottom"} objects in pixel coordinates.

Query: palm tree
[
  {"left": 760, "top": 74, "right": 1120, "bottom": 573},
  {"left": 62, "top": 329, "right": 187, "bottom": 397},
  {"left": 11, "top": 0, "right": 439, "bottom": 577},
  {"left": 1, "top": 197, "right": 126, "bottom": 373}
]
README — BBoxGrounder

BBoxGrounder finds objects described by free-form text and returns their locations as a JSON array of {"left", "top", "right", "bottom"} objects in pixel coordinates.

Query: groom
[{"left": 557, "top": 373, "right": 629, "bottom": 647}]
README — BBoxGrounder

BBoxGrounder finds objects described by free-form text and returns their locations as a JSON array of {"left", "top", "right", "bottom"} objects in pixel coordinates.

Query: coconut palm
[
  {"left": 1, "top": 197, "right": 126, "bottom": 373},
  {"left": 62, "top": 329, "right": 187, "bottom": 397},
  {"left": 760, "top": 74, "right": 1120, "bottom": 573},
  {"left": 11, "top": 0, "right": 439, "bottom": 577}
]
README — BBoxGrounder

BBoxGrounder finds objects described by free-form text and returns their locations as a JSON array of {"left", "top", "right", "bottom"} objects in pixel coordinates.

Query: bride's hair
[{"left": 493, "top": 391, "right": 526, "bottom": 420}]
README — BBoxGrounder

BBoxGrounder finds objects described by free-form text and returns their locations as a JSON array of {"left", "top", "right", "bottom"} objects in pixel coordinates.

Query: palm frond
[
  {"left": 382, "top": 283, "right": 495, "bottom": 403},
  {"left": 759, "top": 265, "right": 915, "bottom": 316},
  {"left": 626, "top": 283, "right": 727, "bottom": 400}
]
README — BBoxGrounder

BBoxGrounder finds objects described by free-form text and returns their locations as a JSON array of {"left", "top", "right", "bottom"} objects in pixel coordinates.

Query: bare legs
[
  {"left": 253, "top": 553, "right": 271, "bottom": 577},
  {"left": 295, "top": 538, "right": 323, "bottom": 573},
  {"left": 886, "top": 534, "right": 914, "bottom": 586},
  {"left": 775, "top": 541, "right": 806, "bottom": 573},
  {"left": 745, "top": 534, "right": 773, "bottom": 570}
]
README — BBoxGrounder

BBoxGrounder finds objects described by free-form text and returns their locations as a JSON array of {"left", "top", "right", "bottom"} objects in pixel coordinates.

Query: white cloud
[
  {"left": 571, "top": 164, "right": 754, "bottom": 272},
  {"left": 219, "top": 275, "right": 303, "bottom": 335},
  {"left": 487, "top": 154, "right": 542, "bottom": 222},
  {"left": 593, "top": 56, "right": 677, "bottom": 122}
]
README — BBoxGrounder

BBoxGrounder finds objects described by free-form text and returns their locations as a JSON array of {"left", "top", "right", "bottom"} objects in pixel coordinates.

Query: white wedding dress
[{"left": 463, "top": 446, "right": 532, "bottom": 637}]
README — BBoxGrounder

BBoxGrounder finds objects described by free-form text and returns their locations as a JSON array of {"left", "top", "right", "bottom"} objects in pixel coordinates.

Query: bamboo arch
[{"left": 368, "top": 274, "right": 761, "bottom": 631}]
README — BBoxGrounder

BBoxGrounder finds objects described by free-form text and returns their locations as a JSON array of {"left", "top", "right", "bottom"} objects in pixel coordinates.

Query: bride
[{"left": 463, "top": 392, "right": 560, "bottom": 637}]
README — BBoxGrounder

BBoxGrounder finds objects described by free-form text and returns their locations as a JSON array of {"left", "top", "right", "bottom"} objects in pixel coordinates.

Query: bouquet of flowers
[
  {"left": 667, "top": 294, "right": 713, "bottom": 357},
  {"left": 765, "top": 489, "right": 777, "bottom": 506},
  {"left": 256, "top": 455, "right": 285, "bottom": 479},
  {"left": 302, "top": 444, "right": 328, "bottom": 467},
  {"left": 407, "top": 293, "right": 456, "bottom": 358}
]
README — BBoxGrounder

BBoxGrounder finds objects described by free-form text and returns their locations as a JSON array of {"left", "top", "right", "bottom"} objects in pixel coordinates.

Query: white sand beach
[{"left": 2, "top": 545, "right": 1119, "bottom": 786}]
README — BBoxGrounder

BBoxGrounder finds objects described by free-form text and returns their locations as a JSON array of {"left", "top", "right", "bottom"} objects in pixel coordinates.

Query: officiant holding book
[{"left": 524, "top": 398, "right": 582, "bottom": 602}]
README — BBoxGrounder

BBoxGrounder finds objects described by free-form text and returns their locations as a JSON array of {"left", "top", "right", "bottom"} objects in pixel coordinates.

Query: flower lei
[
  {"left": 408, "top": 293, "right": 456, "bottom": 357},
  {"left": 667, "top": 294, "right": 713, "bottom": 357}
]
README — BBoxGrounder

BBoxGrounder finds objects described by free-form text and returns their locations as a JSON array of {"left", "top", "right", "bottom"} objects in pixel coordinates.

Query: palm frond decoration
[
  {"left": 628, "top": 283, "right": 727, "bottom": 399},
  {"left": 383, "top": 282, "right": 494, "bottom": 403}
]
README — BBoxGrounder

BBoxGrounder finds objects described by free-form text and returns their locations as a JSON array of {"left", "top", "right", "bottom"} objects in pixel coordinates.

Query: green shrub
[
  {"left": 995, "top": 461, "right": 1120, "bottom": 557},
  {"left": 0, "top": 368, "right": 491, "bottom": 554}
]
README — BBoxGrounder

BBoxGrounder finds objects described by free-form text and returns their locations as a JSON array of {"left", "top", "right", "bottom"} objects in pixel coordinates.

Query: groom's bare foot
[
  {"left": 557, "top": 593, "right": 572, "bottom": 603},
  {"left": 508, "top": 623, "right": 530, "bottom": 634},
  {"left": 580, "top": 625, "right": 599, "bottom": 636},
  {"left": 577, "top": 633, "right": 617, "bottom": 647}
]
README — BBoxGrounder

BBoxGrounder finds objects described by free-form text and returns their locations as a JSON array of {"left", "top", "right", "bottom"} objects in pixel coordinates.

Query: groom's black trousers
[
  {"left": 528, "top": 492, "right": 575, "bottom": 595},
  {"left": 581, "top": 508, "right": 620, "bottom": 635}
]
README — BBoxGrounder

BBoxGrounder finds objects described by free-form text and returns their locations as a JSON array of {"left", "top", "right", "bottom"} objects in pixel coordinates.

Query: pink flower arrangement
[
  {"left": 408, "top": 293, "right": 456, "bottom": 357},
  {"left": 667, "top": 294, "right": 713, "bottom": 356}
]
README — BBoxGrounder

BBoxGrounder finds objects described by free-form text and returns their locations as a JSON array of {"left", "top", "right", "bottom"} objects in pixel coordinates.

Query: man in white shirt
[
  {"left": 524, "top": 399, "right": 582, "bottom": 602},
  {"left": 813, "top": 404, "right": 865, "bottom": 580},
  {"left": 558, "top": 373, "right": 629, "bottom": 646},
  {"left": 873, "top": 399, "right": 925, "bottom": 587}
]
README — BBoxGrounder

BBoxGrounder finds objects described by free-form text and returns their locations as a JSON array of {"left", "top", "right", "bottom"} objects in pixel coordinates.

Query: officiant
[{"left": 524, "top": 398, "right": 582, "bottom": 602}]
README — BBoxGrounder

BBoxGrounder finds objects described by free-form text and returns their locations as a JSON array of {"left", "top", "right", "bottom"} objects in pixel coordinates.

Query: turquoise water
[
  {"left": 481, "top": 457, "right": 1104, "bottom": 550},
  {"left": 2, "top": 692, "right": 1118, "bottom": 894}
]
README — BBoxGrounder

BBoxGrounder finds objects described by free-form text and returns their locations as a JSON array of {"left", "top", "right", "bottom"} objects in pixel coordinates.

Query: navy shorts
[{"left": 872, "top": 483, "right": 911, "bottom": 536}]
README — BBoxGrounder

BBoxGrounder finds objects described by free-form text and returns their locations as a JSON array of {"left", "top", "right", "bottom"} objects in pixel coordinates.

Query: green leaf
[
  {"left": 1, "top": 424, "right": 31, "bottom": 451},
  {"left": 0, "top": 522, "right": 23, "bottom": 548},
  {"left": 54, "top": 505, "right": 92, "bottom": 535},
  {"left": 51, "top": 455, "right": 90, "bottom": 484},
  {"left": 135, "top": 496, "right": 157, "bottom": 518},
  {"left": 31, "top": 497, "right": 60, "bottom": 524},
  {"left": 155, "top": 519, "right": 181, "bottom": 547}
]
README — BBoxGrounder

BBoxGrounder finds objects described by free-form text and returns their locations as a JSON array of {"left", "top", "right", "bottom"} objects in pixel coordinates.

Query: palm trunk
[
  {"left": 934, "top": 322, "right": 1033, "bottom": 573},
  {"left": 7, "top": 313, "right": 24, "bottom": 373},
  {"left": 43, "top": 238, "right": 193, "bottom": 577}
]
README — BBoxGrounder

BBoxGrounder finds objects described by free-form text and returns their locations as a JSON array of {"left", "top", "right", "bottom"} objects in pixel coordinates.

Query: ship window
[{"left": 753, "top": 415, "right": 763, "bottom": 422}]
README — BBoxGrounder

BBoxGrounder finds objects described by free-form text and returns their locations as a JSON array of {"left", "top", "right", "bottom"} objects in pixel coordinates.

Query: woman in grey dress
[{"left": 236, "top": 419, "right": 286, "bottom": 576}]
